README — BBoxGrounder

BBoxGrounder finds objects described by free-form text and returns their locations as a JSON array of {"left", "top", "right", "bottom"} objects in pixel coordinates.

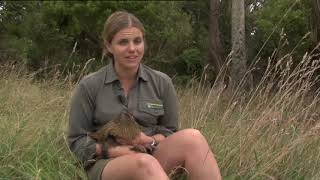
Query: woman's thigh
[
  {"left": 98, "top": 153, "right": 167, "bottom": 180},
  {"left": 152, "top": 129, "right": 204, "bottom": 173}
]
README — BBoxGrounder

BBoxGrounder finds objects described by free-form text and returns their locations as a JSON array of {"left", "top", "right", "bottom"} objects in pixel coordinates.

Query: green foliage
[
  {"left": 175, "top": 48, "right": 203, "bottom": 75},
  {"left": 251, "top": 0, "right": 312, "bottom": 61},
  {"left": 172, "top": 48, "right": 203, "bottom": 85},
  {"left": 0, "top": 1, "right": 317, "bottom": 84},
  {"left": 1, "top": 1, "right": 194, "bottom": 78}
]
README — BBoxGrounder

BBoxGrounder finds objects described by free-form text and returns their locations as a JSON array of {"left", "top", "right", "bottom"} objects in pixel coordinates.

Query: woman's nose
[{"left": 128, "top": 42, "right": 135, "bottom": 52}]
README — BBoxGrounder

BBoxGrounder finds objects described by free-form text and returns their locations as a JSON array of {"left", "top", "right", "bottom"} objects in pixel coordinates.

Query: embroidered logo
[{"left": 146, "top": 103, "right": 163, "bottom": 109}]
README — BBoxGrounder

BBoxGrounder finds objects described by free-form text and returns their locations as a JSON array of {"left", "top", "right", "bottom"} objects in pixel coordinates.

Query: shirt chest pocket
[{"left": 137, "top": 99, "right": 164, "bottom": 125}]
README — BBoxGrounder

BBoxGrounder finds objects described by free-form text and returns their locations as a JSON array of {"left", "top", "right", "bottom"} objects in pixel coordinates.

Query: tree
[
  {"left": 230, "top": 0, "right": 251, "bottom": 90},
  {"left": 311, "top": 0, "right": 320, "bottom": 44},
  {"left": 208, "top": 0, "right": 225, "bottom": 85}
]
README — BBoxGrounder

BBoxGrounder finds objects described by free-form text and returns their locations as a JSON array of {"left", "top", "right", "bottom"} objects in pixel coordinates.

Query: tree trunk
[
  {"left": 208, "top": 0, "right": 225, "bottom": 85},
  {"left": 311, "top": 0, "right": 320, "bottom": 44},
  {"left": 230, "top": 0, "right": 251, "bottom": 91}
]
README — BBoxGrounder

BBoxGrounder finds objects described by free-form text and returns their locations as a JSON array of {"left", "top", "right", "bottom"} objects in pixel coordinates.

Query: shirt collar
[
  {"left": 138, "top": 64, "right": 148, "bottom": 82},
  {"left": 104, "top": 60, "right": 118, "bottom": 84},
  {"left": 104, "top": 60, "right": 148, "bottom": 84}
]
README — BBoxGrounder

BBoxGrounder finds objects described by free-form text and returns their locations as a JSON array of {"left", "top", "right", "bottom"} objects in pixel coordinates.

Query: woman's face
[{"left": 106, "top": 27, "right": 145, "bottom": 71}]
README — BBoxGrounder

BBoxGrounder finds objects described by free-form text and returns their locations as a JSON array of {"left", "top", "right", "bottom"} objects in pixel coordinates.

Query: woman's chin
[{"left": 122, "top": 62, "right": 140, "bottom": 70}]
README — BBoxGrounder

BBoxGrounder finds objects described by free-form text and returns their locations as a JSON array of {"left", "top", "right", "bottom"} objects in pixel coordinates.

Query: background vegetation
[
  {"left": 0, "top": 0, "right": 319, "bottom": 179},
  {"left": 1, "top": 1, "right": 317, "bottom": 83}
]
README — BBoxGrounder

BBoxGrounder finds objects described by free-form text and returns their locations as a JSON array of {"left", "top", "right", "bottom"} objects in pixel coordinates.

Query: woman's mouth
[{"left": 126, "top": 56, "right": 138, "bottom": 60}]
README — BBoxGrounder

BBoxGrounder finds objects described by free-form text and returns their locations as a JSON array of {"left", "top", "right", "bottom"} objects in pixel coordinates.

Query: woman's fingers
[
  {"left": 108, "top": 145, "right": 137, "bottom": 158},
  {"left": 132, "top": 132, "right": 153, "bottom": 145}
]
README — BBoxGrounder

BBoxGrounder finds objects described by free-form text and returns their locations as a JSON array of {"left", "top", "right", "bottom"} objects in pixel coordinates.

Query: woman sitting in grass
[{"left": 68, "top": 10, "right": 222, "bottom": 180}]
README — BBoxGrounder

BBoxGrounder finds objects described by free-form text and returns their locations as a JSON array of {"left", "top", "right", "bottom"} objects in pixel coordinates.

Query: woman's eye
[
  {"left": 118, "top": 39, "right": 128, "bottom": 45},
  {"left": 134, "top": 38, "right": 142, "bottom": 44}
]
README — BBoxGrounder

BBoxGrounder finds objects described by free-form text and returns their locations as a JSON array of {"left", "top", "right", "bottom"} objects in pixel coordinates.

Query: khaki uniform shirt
[{"left": 68, "top": 61, "right": 179, "bottom": 167}]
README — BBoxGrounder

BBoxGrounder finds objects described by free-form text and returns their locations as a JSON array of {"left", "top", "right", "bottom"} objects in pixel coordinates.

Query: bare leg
[
  {"left": 153, "top": 129, "right": 222, "bottom": 180},
  {"left": 101, "top": 153, "right": 169, "bottom": 180}
]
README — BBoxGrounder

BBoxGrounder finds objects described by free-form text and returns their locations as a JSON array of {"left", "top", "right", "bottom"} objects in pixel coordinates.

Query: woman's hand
[
  {"left": 116, "top": 132, "right": 154, "bottom": 146},
  {"left": 107, "top": 145, "right": 138, "bottom": 158},
  {"left": 115, "top": 133, "right": 166, "bottom": 148},
  {"left": 96, "top": 143, "right": 137, "bottom": 158},
  {"left": 131, "top": 132, "right": 154, "bottom": 146}
]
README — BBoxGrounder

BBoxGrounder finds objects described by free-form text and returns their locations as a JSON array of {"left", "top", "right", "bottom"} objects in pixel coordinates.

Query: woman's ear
[{"left": 106, "top": 42, "right": 113, "bottom": 54}]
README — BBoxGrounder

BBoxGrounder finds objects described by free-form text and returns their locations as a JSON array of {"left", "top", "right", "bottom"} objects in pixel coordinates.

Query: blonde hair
[{"left": 102, "top": 11, "right": 145, "bottom": 59}]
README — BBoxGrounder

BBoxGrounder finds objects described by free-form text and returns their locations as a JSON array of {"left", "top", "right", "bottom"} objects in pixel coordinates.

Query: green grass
[
  {"left": 0, "top": 56, "right": 319, "bottom": 180},
  {"left": 0, "top": 68, "right": 86, "bottom": 179}
]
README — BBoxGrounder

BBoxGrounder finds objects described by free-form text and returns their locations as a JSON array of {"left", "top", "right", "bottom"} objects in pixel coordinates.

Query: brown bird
[{"left": 89, "top": 111, "right": 147, "bottom": 153}]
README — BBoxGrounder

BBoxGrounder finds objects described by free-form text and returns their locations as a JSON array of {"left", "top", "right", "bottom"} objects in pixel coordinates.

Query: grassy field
[{"left": 0, "top": 56, "right": 319, "bottom": 180}]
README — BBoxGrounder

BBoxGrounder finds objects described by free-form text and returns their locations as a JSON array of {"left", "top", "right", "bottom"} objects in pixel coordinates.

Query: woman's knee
[
  {"left": 180, "top": 128, "right": 203, "bottom": 137},
  {"left": 135, "top": 153, "right": 160, "bottom": 168},
  {"left": 133, "top": 153, "right": 165, "bottom": 175},
  {"left": 177, "top": 128, "right": 207, "bottom": 148},
  {"left": 102, "top": 153, "right": 166, "bottom": 180}
]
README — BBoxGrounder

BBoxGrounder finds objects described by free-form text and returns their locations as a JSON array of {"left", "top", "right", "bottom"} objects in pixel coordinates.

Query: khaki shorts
[{"left": 86, "top": 159, "right": 111, "bottom": 180}]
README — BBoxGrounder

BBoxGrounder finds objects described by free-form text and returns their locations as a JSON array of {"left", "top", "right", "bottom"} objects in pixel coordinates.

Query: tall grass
[
  {"left": 0, "top": 64, "right": 86, "bottom": 179},
  {"left": 178, "top": 46, "right": 320, "bottom": 179},
  {"left": 0, "top": 47, "right": 319, "bottom": 179}
]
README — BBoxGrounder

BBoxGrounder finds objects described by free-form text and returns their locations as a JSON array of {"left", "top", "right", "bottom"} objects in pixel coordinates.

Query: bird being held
[{"left": 89, "top": 111, "right": 148, "bottom": 153}]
